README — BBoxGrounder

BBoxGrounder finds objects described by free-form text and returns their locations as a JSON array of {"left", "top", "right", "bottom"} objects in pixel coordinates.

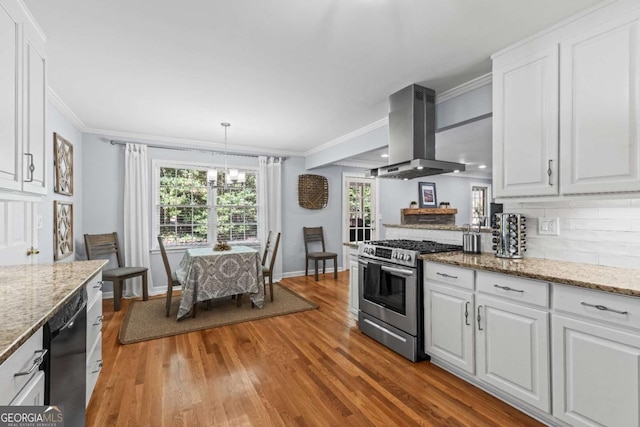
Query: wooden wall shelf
[
  {"left": 402, "top": 208, "right": 458, "bottom": 215},
  {"left": 401, "top": 208, "right": 457, "bottom": 225}
]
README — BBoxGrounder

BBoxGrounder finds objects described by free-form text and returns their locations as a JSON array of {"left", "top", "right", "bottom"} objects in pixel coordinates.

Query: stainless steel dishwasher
[{"left": 44, "top": 288, "right": 87, "bottom": 427}]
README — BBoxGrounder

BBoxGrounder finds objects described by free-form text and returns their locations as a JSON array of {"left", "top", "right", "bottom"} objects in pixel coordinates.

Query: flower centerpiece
[{"left": 214, "top": 241, "right": 231, "bottom": 251}]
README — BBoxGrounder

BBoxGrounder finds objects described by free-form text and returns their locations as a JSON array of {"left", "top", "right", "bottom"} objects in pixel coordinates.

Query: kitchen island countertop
[
  {"left": 0, "top": 260, "right": 107, "bottom": 364},
  {"left": 421, "top": 252, "right": 640, "bottom": 297}
]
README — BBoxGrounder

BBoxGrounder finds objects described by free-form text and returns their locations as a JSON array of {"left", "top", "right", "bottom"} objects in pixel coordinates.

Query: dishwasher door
[{"left": 45, "top": 289, "right": 87, "bottom": 427}]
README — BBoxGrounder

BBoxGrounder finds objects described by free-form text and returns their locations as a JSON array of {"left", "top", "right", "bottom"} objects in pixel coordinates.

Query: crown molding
[
  {"left": 436, "top": 73, "right": 492, "bottom": 104},
  {"left": 304, "top": 117, "right": 388, "bottom": 157},
  {"left": 46, "top": 87, "right": 87, "bottom": 131},
  {"left": 17, "top": 0, "right": 46, "bottom": 41}
]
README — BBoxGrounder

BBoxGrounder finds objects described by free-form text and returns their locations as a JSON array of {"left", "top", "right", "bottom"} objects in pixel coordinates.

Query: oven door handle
[
  {"left": 381, "top": 265, "right": 415, "bottom": 277},
  {"left": 358, "top": 259, "right": 415, "bottom": 277}
]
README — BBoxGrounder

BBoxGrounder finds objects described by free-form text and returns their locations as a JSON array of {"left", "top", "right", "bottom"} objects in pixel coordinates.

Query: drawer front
[
  {"left": 85, "top": 273, "right": 103, "bottom": 305},
  {"left": 554, "top": 284, "right": 640, "bottom": 331},
  {"left": 86, "top": 291, "right": 103, "bottom": 351},
  {"left": 0, "top": 328, "right": 45, "bottom": 405},
  {"left": 477, "top": 271, "right": 549, "bottom": 308},
  {"left": 86, "top": 333, "right": 103, "bottom": 408},
  {"left": 424, "top": 262, "right": 475, "bottom": 291},
  {"left": 10, "top": 371, "right": 45, "bottom": 406}
]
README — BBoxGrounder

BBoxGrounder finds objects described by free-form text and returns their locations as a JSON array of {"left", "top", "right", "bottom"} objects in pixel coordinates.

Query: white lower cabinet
[
  {"left": 85, "top": 274, "right": 103, "bottom": 407},
  {"left": 425, "top": 283, "right": 475, "bottom": 374},
  {"left": 552, "top": 285, "right": 640, "bottom": 427},
  {"left": 0, "top": 327, "right": 45, "bottom": 405},
  {"left": 348, "top": 249, "right": 359, "bottom": 315},
  {"left": 476, "top": 295, "right": 550, "bottom": 412},
  {"left": 425, "top": 262, "right": 551, "bottom": 420}
]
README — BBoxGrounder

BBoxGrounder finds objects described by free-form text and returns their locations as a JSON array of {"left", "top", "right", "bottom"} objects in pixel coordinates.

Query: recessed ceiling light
[
  {"left": 416, "top": 166, "right": 424, "bottom": 170},
  {"left": 381, "top": 153, "right": 389, "bottom": 158},
  {"left": 403, "top": 178, "right": 409, "bottom": 181},
  {"left": 453, "top": 170, "right": 460, "bottom": 173},
  {"left": 479, "top": 165, "right": 487, "bottom": 169}
]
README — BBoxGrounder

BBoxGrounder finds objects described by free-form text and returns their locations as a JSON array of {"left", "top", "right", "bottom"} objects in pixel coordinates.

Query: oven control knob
[
  {"left": 405, "top": 254, "right": 412, "bottom": 262},
  {"left": 392, "top": 252, "right": 398, "bottom": 259}
]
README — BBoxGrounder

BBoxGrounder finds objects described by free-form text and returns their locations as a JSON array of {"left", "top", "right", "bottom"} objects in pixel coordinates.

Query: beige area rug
[{"left": 119, "top": 283, "right": 318, "bottom": 344}]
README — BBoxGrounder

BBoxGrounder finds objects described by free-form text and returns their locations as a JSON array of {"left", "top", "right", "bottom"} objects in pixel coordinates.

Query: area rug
[{"left": 119, "top": 283, "right": 318, "bottom": 344}]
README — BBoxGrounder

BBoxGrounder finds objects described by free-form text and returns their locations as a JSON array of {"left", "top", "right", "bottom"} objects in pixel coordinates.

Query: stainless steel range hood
[{"left": 370, "top": 84, "right": 466, "bottom": 179}]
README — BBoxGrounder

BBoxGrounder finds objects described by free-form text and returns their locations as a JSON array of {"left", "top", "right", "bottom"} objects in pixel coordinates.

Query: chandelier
[{"left": 207, "top": 122, "right": 245, "bottom": 189}]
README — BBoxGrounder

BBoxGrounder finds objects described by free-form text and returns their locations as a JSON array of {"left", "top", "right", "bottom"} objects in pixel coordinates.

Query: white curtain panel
[
  {"left": 258, "top": 156, "right": 283, "bottom": 281},
  {"left": 123, "top": 143, "right": 154, "bottom": 296}
]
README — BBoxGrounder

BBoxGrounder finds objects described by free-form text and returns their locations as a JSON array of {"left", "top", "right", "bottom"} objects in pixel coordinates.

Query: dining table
[{"left": 175, "top": 245, "right": 264, "bottom": 320}]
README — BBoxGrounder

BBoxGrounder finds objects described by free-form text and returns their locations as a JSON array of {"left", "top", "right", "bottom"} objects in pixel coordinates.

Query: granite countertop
[
  {"left": 421, "top": 252, "right": 640, "bottom": 297},
  {"left": 0, "top": 260, "right": 108, "bottom": 364},
  {"left": 384, "top": 224, "right": 493, "bottom": 233}
]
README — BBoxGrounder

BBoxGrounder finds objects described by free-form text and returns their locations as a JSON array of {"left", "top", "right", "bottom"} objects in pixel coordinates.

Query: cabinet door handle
[
  {"left": 477, "top": 305, "right": 483, "bottom": 330},
  {"left": 547, "top": 160, "right": 553, "bottom": 186},
  {"left": 14, "top": 349, "right": 48, "bottom": 377},
  {"left": 436, "top": 272, "right": 458, "bottom": 279},
  {"left": 464, "top": 302, "right": 470, "bottom": 326},
  {"left": 91, "top": 360, "right": 103, "bottom": 374},
  {"left": 93, "top": 281, "right": 103, "bottom": 290},
  {"left": 581, "top": 301, "right": 628, "bottom": 315},
  {"left": 493, "top": 284, "right": 524, "bottom": 293},
  {"left": 93, "top": 315, "right": 104, "bottom": 326},
  {"left": 24, "top": 153, "right": 35, "bottom": 182}
]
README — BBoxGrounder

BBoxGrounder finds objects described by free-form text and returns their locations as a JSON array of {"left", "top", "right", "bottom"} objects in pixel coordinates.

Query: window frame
[
  {"left": 151, "top": 159, "right": 259, "bottom": 250},
  {"left": 470, "top": 181, "right": 492, "bottom": 227}
]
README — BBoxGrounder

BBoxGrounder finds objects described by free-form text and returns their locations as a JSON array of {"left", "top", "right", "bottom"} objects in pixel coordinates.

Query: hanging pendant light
[{"left": 208, "top": 122, "right": 245, "bottom": 189}]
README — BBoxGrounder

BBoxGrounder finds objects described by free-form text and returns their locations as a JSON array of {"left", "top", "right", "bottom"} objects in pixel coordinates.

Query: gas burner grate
[{"left": 365, "top": 239, "right": 462, "bottom": 254}]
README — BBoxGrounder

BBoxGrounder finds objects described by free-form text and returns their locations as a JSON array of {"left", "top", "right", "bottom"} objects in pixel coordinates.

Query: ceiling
[{"left": 24, "top": 0, "right": 601, "bottom": 156}]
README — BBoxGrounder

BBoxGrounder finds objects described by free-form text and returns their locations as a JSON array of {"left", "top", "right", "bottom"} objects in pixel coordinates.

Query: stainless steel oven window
[{"left": 362, "top": 264, "right": 407, "bottom": 315}]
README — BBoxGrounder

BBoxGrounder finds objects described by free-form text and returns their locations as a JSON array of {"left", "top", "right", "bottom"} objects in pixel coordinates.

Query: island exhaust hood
[{"left": 370, "top": 84, "right": 466, "bottom": 179}]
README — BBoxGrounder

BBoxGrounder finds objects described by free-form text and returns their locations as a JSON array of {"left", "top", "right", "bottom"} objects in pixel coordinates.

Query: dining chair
[
  {"left": 157, "top": 235, "right": 183, "bottom": 317},
  {"left": 261, "top": 231, "right": 281, "bottom": 301},
  {"left": 84, "top": 232, "right": 148, "bottom": 311},
  {"left": 303, "top": 226, "right": 337, "bottom": 281}
]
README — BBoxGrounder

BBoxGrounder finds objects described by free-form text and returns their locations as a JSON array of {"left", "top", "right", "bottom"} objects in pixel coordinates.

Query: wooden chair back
[
  {"left": 84, "top": 232, "right": 124, "bottom": 267},
  {"left": 263, "top": 232, "right": 281, "bottom": 271},
  {"left": 303, "top": 227, "right": 326, "bottom": 254},
  {"left": 157, "top": 235, "right": 172, "bottom": 283}
]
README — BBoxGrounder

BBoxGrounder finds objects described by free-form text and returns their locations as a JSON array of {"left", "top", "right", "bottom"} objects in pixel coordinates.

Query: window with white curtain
[{"left": 153, "top": 160, "right": 259, "bottom": 247}]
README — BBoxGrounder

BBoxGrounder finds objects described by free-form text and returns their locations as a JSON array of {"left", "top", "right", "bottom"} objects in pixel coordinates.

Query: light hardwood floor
[{"left": 87, "top": 271, "right": 543, "bottom": 426}]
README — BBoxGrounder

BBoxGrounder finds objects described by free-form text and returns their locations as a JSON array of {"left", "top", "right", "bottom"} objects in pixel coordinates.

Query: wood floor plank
[{"left": 87, "top": 272, "right": 543, "bottom": 427}]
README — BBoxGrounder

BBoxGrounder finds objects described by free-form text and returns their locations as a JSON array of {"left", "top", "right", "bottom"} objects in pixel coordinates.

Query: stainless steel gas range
[{"left": 358, "top": 239, "right": 462, "bottom": 361}]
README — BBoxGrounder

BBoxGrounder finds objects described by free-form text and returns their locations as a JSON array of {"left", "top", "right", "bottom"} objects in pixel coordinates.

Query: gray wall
[
  {"left": 436, "top": 84, "right": 492, "bottom": 129},
  {"left": 281, "top": 156, "right": 359, "bottom": 276},
  {"left": 378, "top": 174, "right": 492, "bottom": 238},
  {"left": 37, "top": 101, "right": 84, "bottom": 263}
]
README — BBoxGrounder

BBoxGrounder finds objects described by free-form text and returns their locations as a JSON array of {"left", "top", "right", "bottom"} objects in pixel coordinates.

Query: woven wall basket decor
[{"left": 298, "top": 174, "right": 328, "bottom": 209}]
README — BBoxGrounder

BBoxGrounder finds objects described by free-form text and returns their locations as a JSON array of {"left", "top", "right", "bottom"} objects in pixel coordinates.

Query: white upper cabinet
[
  {"left": 0, "top": 0, "right": 46, "bottom": 199},
  {"left": 0, "top": 0, "right": 22, "bottom": 193},
  {"left": 493, "top": 46, "right": 559, "bottom": 197},
  {"left": 560, "top": 15, "right": 640, "bottom": 194},
  {"left": 492, "top": 1, "right": 640, "bottom": 199}
]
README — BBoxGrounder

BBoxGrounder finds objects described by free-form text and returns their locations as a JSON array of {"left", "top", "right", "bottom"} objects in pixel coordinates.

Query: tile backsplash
[{"left": 503, "top": 199, "right": 640, "bottom": 269}]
